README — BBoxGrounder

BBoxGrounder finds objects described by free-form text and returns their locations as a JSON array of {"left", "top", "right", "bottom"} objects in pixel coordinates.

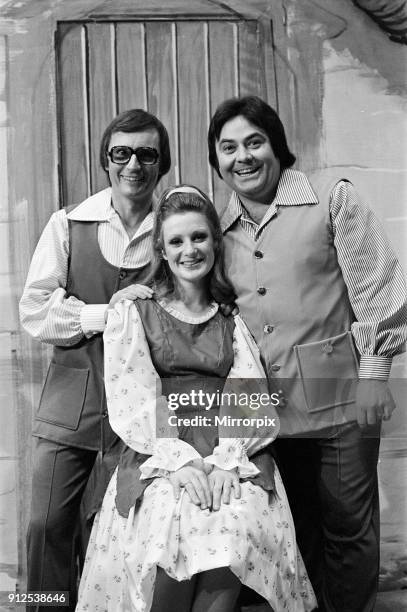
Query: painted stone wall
[
  {"left": 283, "top": 0, "right": 406, "bottom": 268},
  {"left": 284, "top": 0, "right": 407, "bottom": 592}
]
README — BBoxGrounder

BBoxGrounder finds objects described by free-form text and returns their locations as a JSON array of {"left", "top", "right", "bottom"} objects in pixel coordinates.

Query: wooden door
[{"left": 57, "top": 14, "right": 276, "bottom": 211}]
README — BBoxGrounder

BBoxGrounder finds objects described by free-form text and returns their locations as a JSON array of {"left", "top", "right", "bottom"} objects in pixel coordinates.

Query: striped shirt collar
[
  {"left": 221, "top": 169, "right": 318, "bottom": 232},
  {"left": 67, "top": 187, "right": 115, "bottom": 221},
  {"left": 66, "top": 186, "right": 154, "bottom": 234}
]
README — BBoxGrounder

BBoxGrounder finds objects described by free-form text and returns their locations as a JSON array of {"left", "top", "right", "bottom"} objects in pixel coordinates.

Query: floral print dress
[{"left": 76, "top": 300, "right": 316, "bottom": 612}]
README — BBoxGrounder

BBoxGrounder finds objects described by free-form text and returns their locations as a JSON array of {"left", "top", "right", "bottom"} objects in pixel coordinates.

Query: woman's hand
[
  {"left": 208, "top": 468, "right": 240, "bottom": 511},
  {"left": 109, "top": 284, "right": 154, "bottom": 308},
  {"left": 168, "top": 465, "right": 211, "bottom": 510}
]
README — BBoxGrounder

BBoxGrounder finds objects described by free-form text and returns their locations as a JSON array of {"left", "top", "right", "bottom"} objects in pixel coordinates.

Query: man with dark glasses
[
  {"left": 19, "top": 109, "right": 171, "bottom": 611},
  {"left": 107, "top": 144, "right": 159, "bottom": 165}
]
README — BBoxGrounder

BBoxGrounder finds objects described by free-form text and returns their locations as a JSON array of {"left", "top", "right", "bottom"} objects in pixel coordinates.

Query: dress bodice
[
  {"left": 135, "top": 299, "right": 235, "bottom": 379},
  {"left": 134, "top": 299, "right": 235, "bottom": 456}
]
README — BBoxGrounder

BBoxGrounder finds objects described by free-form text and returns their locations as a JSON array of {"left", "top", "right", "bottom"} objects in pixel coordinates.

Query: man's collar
[
  {"left": 66, "top": 187, "right": 156, "bottom": 224},
  {"left": 220, "top": 192, "right": 242, "bottom": 233},
  {"left": 220, "top": 169, "right": 318, "bottom": 232},
  {"left": 274, "top": 169, "right": 318, "bottom": 206},
  {"left": 67, "top": 188, "right": 114, "bottom": 221}
]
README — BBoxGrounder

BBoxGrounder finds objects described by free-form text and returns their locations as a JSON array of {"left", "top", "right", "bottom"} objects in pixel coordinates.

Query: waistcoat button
[
  {"left": 119, "top": 270, "right": 127, "bottom": 280},
  {"left": 264, "top": 324, "right": 274, "bottom": 334},
  {"left": 254, "top": 250, "right": 263, "bottom": 259},
  {"left": 322, "top": 343, "right": 333, "bottom": 354},
  {"left": 257, "top": 287, "right": 266, "bottom": 295}
]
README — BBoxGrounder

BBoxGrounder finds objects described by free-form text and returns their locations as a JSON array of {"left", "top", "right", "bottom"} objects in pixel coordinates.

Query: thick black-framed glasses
[{"left": 107, "top": 146, "right": 159, "bottom": 165}]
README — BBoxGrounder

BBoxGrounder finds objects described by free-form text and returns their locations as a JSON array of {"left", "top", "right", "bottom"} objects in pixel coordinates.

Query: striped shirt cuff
[
  {"left": 358, "top": 355, "right": 392, "bottom": 380},
  {"left": 80, "top": 304, "right": 109, "bottom": 336}
]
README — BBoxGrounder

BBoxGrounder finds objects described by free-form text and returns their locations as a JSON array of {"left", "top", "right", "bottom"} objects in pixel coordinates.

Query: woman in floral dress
[{"left": 76, "top": 186, "right": 316, "bottom": 612}]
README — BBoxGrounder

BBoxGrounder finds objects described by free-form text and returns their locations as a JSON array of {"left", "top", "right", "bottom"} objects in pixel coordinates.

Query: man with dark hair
[
  {"left": 20, "top": 108, "right": 171, "bottom": 611},
  {"left": 208, "top": 95, "right": 407, "bottom": 611}
]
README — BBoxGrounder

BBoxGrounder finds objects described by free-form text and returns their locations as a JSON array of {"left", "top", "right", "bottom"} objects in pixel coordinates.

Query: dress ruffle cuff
[
  {"left": 139, "top": 438, "right": 202, "bottom": 479},
  {"left": 204, "top": 439, "right": 260, "bottom": 478}
]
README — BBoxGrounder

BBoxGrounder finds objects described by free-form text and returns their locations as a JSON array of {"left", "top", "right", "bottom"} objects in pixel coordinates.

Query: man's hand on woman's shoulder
[{"left": 108, "top": 284, "right": 154, "bottom": 308}]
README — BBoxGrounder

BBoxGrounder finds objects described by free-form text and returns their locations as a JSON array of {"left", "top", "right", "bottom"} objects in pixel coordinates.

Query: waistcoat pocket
[
  {"left": 36, "top": 362, "right": 89, "bottom": 430},
  {"left": 293, "top": 331, "right": 359, "bottom": 413}
]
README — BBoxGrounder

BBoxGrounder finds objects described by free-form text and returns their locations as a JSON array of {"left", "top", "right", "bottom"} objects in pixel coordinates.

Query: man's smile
[
  {"left": 120, "top": 174, "right": 144, "bottom": 182},
  {"left": 234, "top": 166, "right": 261, "bottom": 177}
]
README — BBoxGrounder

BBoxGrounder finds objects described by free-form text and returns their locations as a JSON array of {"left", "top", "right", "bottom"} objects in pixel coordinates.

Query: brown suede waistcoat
[
  {"left": 221, "top": 174, "right": 360, "bottom": 436},
  {"left": 33, "top": 218, "right": 150, "bottom": 451}
]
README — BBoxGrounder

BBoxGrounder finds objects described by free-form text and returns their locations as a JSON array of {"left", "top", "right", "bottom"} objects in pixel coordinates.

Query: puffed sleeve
[
  {"left": 104, "top": 300, "right": 202, "bottom": 478},
  {"left": 204, "top": 315, "right": 280, "bottom": 478},
  {"left": 19, "top": 210, "right": 87, "bottom": 345}
]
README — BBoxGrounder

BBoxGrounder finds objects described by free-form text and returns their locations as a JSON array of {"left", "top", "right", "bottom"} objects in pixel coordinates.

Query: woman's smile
[
  {"left": 179, "top": 257, "right": 204, "bottom": 267},
  {"left": 162, "top": 212, "right": 215, "bottom": 288}
]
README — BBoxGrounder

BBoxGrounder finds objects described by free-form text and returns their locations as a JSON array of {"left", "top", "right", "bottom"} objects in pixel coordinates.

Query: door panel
[
  {"left": 57, "top": 17, "right": 274, "bottom": 210},
  {"left": 145, "top": 22, "right": 178, "bottom": 191},
  {"left": 208, "top": 21, "right": 237, "bottom": 205},
  {"left": 239, "top": 21, "right": 266, "bottom": 97},
  {"left": 177, "top": 22, "right": 209, "bottom": 191},
  {"left": 87, "top": 24, "right": 116, "bottom": 193},
  {"left": 116, "top": 23, "right": 147, "bottom": 121},
  {"left": 58, "top": 24, "right": 89, "bottom": 205}
]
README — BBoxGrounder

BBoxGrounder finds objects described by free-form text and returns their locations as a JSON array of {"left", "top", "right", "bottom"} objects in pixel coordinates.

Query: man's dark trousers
[
  {"left": 27, "top": 439, "right": 97, "bottom": 611},
  {"left": 274, "top": 422, "right": 381, "bottom": 612}
]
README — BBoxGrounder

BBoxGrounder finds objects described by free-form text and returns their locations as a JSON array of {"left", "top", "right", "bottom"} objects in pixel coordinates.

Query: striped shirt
[
  {"left": 19, "top": 187, "right": 154, "bottom": 345},
  {"left": 226, "top": 169, "right": 407, "bottom": 380}
]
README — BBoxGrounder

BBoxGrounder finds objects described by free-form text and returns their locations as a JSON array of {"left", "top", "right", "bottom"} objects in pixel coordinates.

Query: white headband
[{"left": 164, "top": 185, "right": 204, "bottom": 200}]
